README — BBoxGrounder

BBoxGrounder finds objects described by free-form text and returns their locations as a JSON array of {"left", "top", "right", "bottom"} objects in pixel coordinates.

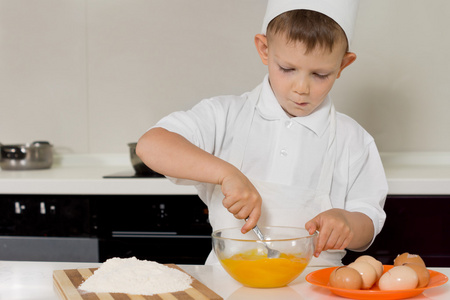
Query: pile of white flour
[{"left": 79, "top": 257, "right": 193, "bottom": 295}]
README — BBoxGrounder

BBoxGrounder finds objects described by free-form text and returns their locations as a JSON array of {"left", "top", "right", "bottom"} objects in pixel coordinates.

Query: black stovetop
[{"left": 103, "top": 171, "right": 165, "bottom": 178}]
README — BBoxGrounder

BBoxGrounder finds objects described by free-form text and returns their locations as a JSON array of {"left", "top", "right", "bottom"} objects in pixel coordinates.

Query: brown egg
[
  {"left": 329, "top": 266, "right": 363, "bottom": 290},
  {"left": 403, "top": 263, "right": 430, "bottom": 288},
  {"left": 355, "top": 255, "right": 383, "bottom": 280},
  {"left": 394, "top": 253, "right": 426, "bottom": 268},
  {"left": 348, "top": 261, "right": 378, "bottom": 289},
  {"left": 379, "top": 266, "right": 419, "bottom": 290}
]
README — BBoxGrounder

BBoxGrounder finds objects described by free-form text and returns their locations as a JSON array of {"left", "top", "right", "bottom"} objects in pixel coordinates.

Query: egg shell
[
  {"left": 394, "top": 252, "right": 426, "bottom": 268},
  {"left": 403, "top": 263, "right": 430, "bottom": 288},
  {"left": 355, "top": 255, "right": 383, "bottom": 280},
  {"left": 379, "top": 265, "right": 419, "bottom": 291},
  {"left": 329, "top": 266, "right": 363, "bottom": 290},
  {"left": 348, "top": 261, "right": 378, "bottom": 289}
]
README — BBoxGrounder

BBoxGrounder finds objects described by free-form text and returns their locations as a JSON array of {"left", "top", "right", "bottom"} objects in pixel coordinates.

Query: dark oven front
[{"left": 94, "top": 195, "right": 212, "bottom": 264}]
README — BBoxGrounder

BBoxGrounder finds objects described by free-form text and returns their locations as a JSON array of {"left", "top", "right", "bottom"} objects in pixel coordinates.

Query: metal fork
[{"left": 246, "top": 219, "right": 281, "bottom": 258}]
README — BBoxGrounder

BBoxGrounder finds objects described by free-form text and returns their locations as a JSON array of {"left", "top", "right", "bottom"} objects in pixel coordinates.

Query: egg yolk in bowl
[{"left": 219, "top": 249, "right": 309, "bottom": 288}]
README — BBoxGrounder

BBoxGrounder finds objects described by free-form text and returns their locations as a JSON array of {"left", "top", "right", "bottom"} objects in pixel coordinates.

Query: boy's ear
[
  {"left": 337, "top": 52, "right": 357, "bottom": 78},
  {"left": 254, "top": 34, "right": 269, "bottom": 65}
]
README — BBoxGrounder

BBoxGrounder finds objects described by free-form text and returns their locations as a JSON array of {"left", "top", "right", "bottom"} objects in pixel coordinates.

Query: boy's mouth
[{"left": 292, "top": 100, "right": 309, "bottom": 107}]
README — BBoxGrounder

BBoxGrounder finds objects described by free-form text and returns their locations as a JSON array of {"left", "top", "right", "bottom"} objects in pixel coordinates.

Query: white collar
[{"left": 256, "top": 74, "right": 332, "bottom": 137}]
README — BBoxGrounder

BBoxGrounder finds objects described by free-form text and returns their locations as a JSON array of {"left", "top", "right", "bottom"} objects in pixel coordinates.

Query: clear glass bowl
[{"left": 212, "top": 226, "right": 318, "bottom": 288}]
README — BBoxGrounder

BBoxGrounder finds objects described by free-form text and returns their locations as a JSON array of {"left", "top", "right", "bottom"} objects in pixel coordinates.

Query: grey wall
[{"left": 1, "top": 0, "right": 449, "bottom": 154}]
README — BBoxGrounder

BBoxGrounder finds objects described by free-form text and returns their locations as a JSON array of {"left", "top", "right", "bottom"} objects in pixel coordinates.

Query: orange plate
[{"left": 306, "top": 265, "right": 448, "bottom": 300}]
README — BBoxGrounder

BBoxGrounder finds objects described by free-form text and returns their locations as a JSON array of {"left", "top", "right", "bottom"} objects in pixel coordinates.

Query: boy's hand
[
  {"left": 220, "top": 173, "right": 262, "bottom": 234},
  {"left": 305, "top": 209, "right": 354, "bottom": 258}
]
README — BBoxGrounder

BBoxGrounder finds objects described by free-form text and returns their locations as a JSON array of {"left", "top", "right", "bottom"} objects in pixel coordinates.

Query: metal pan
[{"left": 0, "top": 141, "right": 53, "bottom": 170}]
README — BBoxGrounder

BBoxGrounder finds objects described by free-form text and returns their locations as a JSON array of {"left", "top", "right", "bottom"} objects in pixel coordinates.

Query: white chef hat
[{"left": 261, "top": 0, "right": 360, "bottom": 45}]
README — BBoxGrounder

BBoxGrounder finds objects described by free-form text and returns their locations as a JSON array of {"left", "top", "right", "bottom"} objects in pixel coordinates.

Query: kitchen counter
[
  {"left": 382, "top": 152, "right": 450, "bottom": 195},
  {"left": 0, "top": 154, "right": 197, "bottom": 195},
  {"left": 0, "top": 260, "right": 448, "bottom": 300},
  {"left": 1, "top": 152, "right": 450, "bottom": 195}
]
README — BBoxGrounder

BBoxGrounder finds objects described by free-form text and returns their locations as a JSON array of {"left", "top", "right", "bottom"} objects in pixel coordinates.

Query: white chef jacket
[{"left": 154, "top": 74, "right": 387, "bottom": 252}]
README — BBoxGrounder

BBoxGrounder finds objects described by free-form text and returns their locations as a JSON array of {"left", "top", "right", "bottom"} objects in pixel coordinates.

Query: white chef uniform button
[
  {"left": 285, "top": 120, "right": 293, "bottom": 128},
  {"left": 280, "top": 148, "right": 288, "bottom": 157}
]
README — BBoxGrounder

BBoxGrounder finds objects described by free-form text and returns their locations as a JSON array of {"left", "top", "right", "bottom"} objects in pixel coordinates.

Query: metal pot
[
  {"left": 127, "top": 142, "right": 162, "bottom": 176},
  {"left": 0, "top": 141, "right": 53, "bottom": 170}
]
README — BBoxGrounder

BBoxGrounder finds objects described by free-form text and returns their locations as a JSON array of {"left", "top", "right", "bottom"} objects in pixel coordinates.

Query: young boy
[{"left": 137, "top": 0, "right": 387, "bottom": 266}]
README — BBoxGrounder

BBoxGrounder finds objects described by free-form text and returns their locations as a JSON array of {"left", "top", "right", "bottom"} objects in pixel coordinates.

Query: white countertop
[
  {"left": 0, "top": 260, "right": 448, "bottom": 300},
  {"left": 382, "top": 152, "right": 450, "bottom": 195},
  {"left": 1, "top": 152, "right": 450, "bottom": 195},
  {"left": 0, "top": 154, "right": 197, "bottom": 195}
]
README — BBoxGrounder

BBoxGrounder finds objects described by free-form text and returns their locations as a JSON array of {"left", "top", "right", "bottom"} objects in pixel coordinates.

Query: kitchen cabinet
[
  {"left": 343, "top": 195, "right": 450, "bottom": 267},
  {"left": 0, "top": 153, "right": 449, "bottom": 266},
  {"left": 0, "top": 193, "right": 212, "bottom": 264},
  {"left": 3, "top": 193, "right": 449, "bottom": 267},
  {"left": 0, "top": 194, "right": 94, "bottom": 237},
  {"left": 0, "top": 194, "right": 98, "bottom": 262}
]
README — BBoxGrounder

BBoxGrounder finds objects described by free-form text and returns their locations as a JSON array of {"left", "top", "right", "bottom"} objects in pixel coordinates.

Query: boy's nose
[{"left": 294, "top": 76, "right": 310, "bottom": 95}]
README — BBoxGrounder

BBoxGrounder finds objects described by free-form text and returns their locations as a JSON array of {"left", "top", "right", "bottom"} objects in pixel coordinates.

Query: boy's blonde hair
[{"left": 267, "top": 10, "right": 348, "bottom": 54}]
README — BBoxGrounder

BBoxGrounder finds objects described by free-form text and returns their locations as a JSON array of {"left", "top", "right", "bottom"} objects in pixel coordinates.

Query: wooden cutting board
[{"left": 53, "top": 264, "right": 223, "bottom": 300}]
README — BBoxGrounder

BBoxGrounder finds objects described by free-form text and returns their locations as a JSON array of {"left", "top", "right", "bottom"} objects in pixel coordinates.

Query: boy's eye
[
  {"left": 314, "top": 73, "right": 329, "bottom": 79},
  {"left": 279, "top": 66, "right": 294, "bottom": 73}
]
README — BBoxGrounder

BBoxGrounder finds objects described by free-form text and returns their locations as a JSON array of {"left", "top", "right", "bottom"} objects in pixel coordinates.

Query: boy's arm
[
  {"left": 136, "top": 127, "right": 261, "bottom": 233},
  {"left": 305, "top": 209, "right": 374, "bottom": 257}
]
